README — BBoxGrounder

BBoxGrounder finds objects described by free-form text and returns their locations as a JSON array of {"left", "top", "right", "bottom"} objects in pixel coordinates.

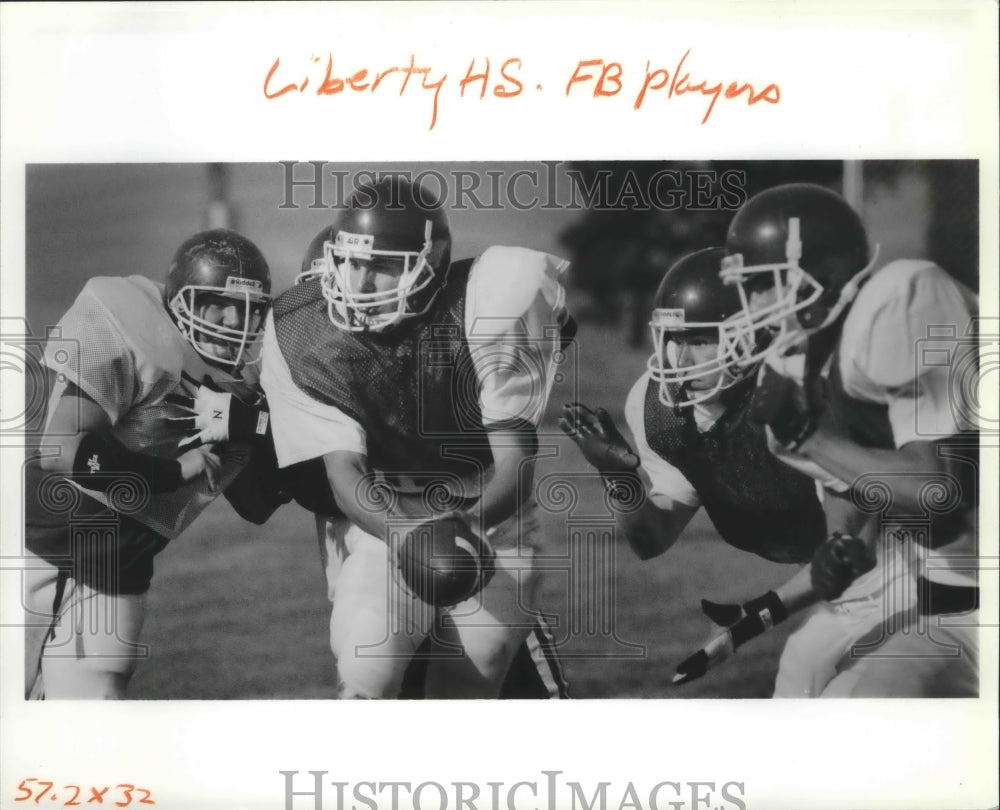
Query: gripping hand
[
  {"left": 748, "top": 364, "right": 820, "bottom": 450},
  {"left": 166, "top": 375, "right": 270, "bottom": 447}
]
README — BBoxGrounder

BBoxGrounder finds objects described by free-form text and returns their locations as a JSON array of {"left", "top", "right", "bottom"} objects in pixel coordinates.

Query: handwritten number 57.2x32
[{"left": 14, "top": 779, "right": 155, "bottom": 806}]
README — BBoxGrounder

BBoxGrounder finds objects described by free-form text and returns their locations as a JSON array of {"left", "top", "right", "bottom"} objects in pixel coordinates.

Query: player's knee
[
  {"left": 461, "top": 631, "right": 524, "bottom": 685},
  {"left": 335, "top": 655, "right": 404, "bottom": 700},
  {"left": 42, "top": 663, "right": 129, "bottom": 699}
]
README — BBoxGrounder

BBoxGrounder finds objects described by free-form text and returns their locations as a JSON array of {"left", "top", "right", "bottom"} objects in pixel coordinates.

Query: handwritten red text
[{"left": 566, "top": 50, "right": 781, "bottom": 123}]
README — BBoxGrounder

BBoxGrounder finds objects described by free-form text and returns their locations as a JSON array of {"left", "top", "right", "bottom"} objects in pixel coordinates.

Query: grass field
[{"left": 128, "top": 317, "right": 802, "bottom": 700}]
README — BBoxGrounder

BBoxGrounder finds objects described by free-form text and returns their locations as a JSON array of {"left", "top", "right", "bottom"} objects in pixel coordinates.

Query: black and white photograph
[
  {"left": 1, "top": 4, "right": 997, "bottom": 810},
  {"left": 17, "top": 159, "right": 984, "bottom": 703}
]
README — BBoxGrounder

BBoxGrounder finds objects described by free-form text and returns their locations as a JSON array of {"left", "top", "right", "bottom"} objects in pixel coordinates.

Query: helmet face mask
[
  {"left": 646, "top": 247, "right": 760, "bottom": 409},
  {"left": 719, "top": 183, "right": 876, "bottom": 361},
  {"left": 309, "top": 177, "right": 452, "bottom": 333},
  {"left": 718, "top": 218, "right": 826, "bottom": 361},
  {"left": 169, "top": 284, "right": 269, "bottom": 368},
  {"left": 321, "top": 219, "right": 438, "bottom": 332},
  {"left": 165, "top": 229, "right": 272, "bottom": 370}
]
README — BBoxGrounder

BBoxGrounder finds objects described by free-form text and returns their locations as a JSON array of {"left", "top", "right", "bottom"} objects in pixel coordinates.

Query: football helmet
[
  {"left": 719, "top": 183, "right": 877, "bottom": 359},
  {"left": 165, "top": 229, "right": 272, "bottom": 369},
  {"left": 313, "top": 176, "right": 452, "bottom": 332},
  {"left": 647, "top": 247, "right": 760, "bottom": 408}
]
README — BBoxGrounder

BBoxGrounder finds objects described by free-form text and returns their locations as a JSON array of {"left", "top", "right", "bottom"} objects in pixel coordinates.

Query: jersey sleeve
[
  {"left": 43, "top": 282, "right": 140, "bottom": 425},
  {"left": 464, "top": 246, "right": 571, "bottom": 428},
  {"left": 259, "top": 313, "right": 367, "bottom": 467},
  {"left": 845, "top": 262, "right": 977, "bottom": 447},
  {"left": 624, "top": 374, "right": 701, "bottom": 509}
]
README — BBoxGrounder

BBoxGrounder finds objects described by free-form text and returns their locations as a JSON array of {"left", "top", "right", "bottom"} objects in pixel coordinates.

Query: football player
[
  {"left": 559, "top": 247, "right": 859, "bottom": 696},
  {"left": 720, "top": 182, "right": 979, "bottom": 697},
  {"left": 260, "top": 176, "right": 573, "bottom": 699},
  {"left": 24, "top": 229, "right": 284, "bottom": 699}
]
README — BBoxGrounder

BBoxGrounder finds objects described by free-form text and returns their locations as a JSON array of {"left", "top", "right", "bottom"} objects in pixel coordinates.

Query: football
[{"left": 395, "top": 513, "right": 495, "bottom": 607}]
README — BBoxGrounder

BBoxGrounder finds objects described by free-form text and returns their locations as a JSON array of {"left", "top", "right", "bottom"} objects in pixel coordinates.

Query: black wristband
[
  {"left": 229, "top": 395, "right": 271, "bottom": 443},
  {"left": 742, "top": 590, "right": 789, "bottom": 625},
  {"left": 73, "top": 431, "right": 183, "bottom": 494}
]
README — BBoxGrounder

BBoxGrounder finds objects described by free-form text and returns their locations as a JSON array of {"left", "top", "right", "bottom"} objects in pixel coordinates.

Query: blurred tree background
[{"left": 558, "top": 160, "right": 978, "bottom": 346}]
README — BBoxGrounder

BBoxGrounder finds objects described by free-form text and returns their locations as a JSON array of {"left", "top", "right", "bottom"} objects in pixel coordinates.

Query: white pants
[
  {"left": 774, "top": 542, "right": 915, "bottom": 698},
  {"left": 25, "top": 553, "right": 147, "bottom": 700},
  {"left": 821, "top": 603, "right": 978, "bottom": 698},
  {"left": 318, "top": 503, "right": 546, "bottom": 699}
]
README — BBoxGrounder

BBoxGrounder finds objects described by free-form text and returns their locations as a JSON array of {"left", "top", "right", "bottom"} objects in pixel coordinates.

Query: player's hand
[
  {"left": 748, "top": 364, "right": 820, "bottom": 450},
  {"left": 675, "top": 591, "right": 789, "bottom": 686},
  {"left": 166, "top": 376, "right": 232, "bottom": 447},
  {"left": 559, "top": 402, "right": 640, "bottom": 473},
  {"left": 177, "top": 444, "right": 222, "bottom": 492},
  {"left": 701, "top": 599, "right": 746, "bottom": 628},
  {"left": 672, "top": 627, "right": 737, "bottom": 686},
  {"left": 810, "top": 532, "right": 876, "bottom": 600},
  {"left": 166, "top": 375, "right": 269, "bottom": 447}
]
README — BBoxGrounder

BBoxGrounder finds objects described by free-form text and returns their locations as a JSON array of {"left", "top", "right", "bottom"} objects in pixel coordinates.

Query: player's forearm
[
  {"left": 323, "top": 450, "right": 428, "bottom": 542},
  {"left": 772, "top": 564, "right": 818, "bottom": 612},
  {"left": 471, "top": 427, "right": 538, "bottom": 530},
  {"left": 474, "top": 452, "right": 533, "bottom": 529},
  {"left": 799, "top": 429, "right": 944, "bottom": 509},
  {"left": 617, "top": 504, "right": 679, "bottom": 560},
  {"left": 615, "top": 487, "right": 694, "bottom": 560}
]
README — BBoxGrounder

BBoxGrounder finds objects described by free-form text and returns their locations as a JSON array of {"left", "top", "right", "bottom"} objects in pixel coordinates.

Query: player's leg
[
  {"left": 23, "top": 553, "right": 64, "bottom": 699},
  {"left": 319, "top": 515, "right": 435, "bottom": 698},
  {"left": 424, "top": 502, "right": 548, "bottom": 698},
  {"left": 498, "top": 613, "right": 570, "bottom": 699},
  {"left": 40, "top": 580, "right": 147, "bottom": 699},
  {"left": 400, "top": 613, "right": 569, "bottom": 699},
  {"left": 26, "top": 522, "right": 159, "bottom": 700}
]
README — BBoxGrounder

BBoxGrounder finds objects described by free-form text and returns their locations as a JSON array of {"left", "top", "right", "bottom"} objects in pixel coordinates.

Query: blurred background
[{"left": 21, "top": 160, "right": 979, "bottom": 698}]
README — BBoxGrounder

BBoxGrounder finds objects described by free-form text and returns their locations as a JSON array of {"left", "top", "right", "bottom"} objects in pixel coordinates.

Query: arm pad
[{"left": 73, "top": 430, "right": 183, "bottom": 494}]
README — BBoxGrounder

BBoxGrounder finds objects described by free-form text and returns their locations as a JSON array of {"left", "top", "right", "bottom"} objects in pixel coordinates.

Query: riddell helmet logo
[
  {"left": 651, "top": 308, "right": 686, "bottom": 328},
  {"left": 335, "top": 231, "right": 375, "bottom": 259},
  {"left": 224, "top": 276, "right": 264, "bottom": 294}
]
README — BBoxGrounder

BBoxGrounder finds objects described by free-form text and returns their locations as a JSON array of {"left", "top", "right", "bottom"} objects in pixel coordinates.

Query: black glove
[
  {"left": 559, "top": 402, "right": 642, "bottom": 506},
  {"left": 675, "top": 591, "right": 789, "bottom": 686},
  {"left": 748, "top": 364, "right": 820, "bottom": 450},
  {"left": 810, "top": 532, "right": 876, "bottom": 600},
  {"left": 166, "top": 375, "right": 270, "bottom": 447}
]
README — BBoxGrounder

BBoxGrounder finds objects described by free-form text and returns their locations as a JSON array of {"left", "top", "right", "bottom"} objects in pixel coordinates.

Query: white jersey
[
  {"left": 262, "top": 245, "right": 571, "bottom": 468},
  {"left": 776, "top": 259, "right": 979, "bottom": 585},
  {"left": 43, "top": 275, "right": 256, "bottom": 539},
  {"left": 623, "top": 371, "right": 706, "bottom": 509}
]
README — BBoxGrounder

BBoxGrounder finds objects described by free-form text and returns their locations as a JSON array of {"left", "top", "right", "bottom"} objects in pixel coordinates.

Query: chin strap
[{"left": 812, "top": 244, "right": 881, "bottom": 334}]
